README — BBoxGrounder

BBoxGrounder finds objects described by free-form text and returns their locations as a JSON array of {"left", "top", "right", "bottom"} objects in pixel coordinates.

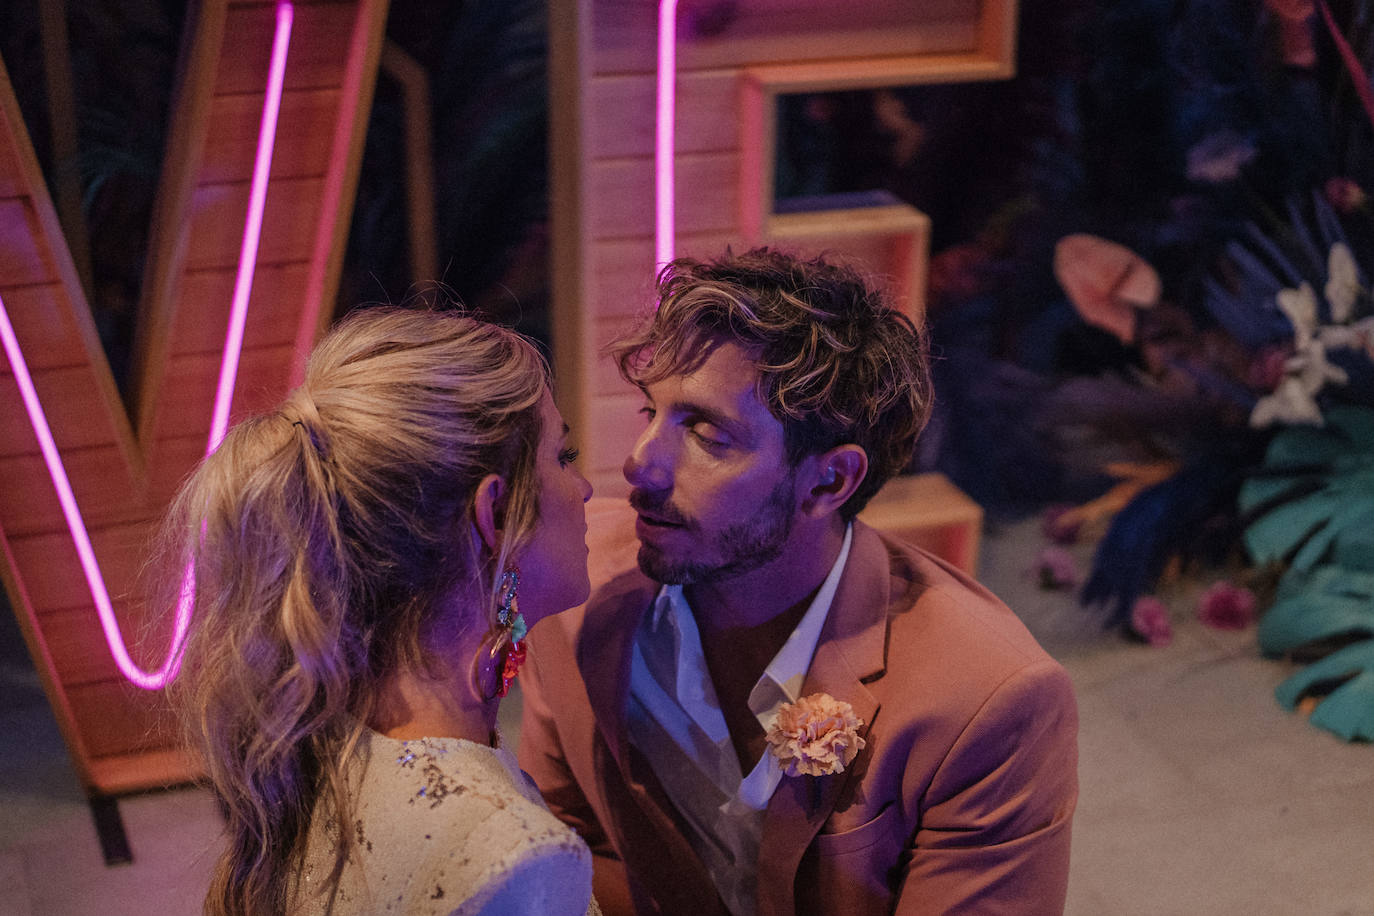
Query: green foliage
[{"left": 1240, "top": 405, "right": 1374, "bottom": 740}]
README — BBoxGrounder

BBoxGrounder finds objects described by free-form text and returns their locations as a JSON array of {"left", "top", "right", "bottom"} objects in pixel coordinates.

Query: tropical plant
[{"left": 1240, "top": 405, "right": 1374, "bottom": 739}]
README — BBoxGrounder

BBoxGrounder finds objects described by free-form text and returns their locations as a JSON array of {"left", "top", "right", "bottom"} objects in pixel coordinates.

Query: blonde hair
[
  {"left": 162, "top": 307, "right": 549, "bottom": 915},
  {"left": 613, "top": 247, "right": 933, "bottom": 518}
]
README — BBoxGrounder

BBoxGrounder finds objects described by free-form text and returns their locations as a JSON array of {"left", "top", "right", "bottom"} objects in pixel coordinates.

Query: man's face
[{"left": 623, "top": 340, "right": 801, "bottom": 585}]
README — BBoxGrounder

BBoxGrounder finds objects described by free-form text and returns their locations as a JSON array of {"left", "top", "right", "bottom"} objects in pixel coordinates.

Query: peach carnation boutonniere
[{"left": 765, "top": 693, "right": 866, "bottom": 778}]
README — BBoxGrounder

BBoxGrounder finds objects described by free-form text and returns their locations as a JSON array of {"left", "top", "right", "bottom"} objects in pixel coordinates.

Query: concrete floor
[{"left": 2, "top": 518, "right": 1372, "bottom": 915}]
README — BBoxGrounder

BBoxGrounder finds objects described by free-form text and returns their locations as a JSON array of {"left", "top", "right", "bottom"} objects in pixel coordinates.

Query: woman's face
[{"left": 513, "top": 391, "right": 593, "bottom": 627}]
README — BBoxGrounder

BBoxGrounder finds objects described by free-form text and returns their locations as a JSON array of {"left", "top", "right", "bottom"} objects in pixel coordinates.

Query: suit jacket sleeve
[
  {"left": 895, "top": 658, "right": 1078, "bottom": 915},
  {"left": 517, "top": 643, "right": 616, "bottom": 859}
]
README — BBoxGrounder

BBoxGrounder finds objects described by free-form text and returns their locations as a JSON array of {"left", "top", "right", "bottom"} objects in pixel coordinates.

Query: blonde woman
[{"left": 164, "top": 308, "right": 598, "bottom": 915}]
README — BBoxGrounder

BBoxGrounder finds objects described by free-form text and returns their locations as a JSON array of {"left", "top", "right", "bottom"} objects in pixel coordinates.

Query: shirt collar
[{"left": 646, "top": 523, "right": 855, "bottom": 727}]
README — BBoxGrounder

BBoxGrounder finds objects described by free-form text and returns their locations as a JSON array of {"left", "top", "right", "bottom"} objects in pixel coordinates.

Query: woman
[{"left": 163, "top": 308, "right": 597, "bottom": 915}]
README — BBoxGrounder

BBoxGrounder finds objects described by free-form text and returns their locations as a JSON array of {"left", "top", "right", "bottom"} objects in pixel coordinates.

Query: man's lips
[{"left": 635, "top": 512, "right": 683, "bottom": 528}]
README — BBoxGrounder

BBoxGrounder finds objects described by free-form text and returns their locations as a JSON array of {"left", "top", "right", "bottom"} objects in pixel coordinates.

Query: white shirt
[{"left": 626, "top": 526, "right": 854, "bottom": 916}]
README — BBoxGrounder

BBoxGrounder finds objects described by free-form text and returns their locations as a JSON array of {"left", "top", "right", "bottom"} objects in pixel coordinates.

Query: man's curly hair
[{"left": 611, "top": 247, "right": 933, "bottom": 520}]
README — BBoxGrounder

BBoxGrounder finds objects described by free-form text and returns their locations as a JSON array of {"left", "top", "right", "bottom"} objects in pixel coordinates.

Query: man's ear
[
  {"left": 800, "top": 445, "right": 868, "bottom": 518},
  {"left": 473, "top": 473, "right": 508, "bottom": 552}
]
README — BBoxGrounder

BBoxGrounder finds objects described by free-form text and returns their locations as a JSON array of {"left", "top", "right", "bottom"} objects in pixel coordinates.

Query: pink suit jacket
[{"left": 519, "top": 520, "right": 1078, "bottom": 916}]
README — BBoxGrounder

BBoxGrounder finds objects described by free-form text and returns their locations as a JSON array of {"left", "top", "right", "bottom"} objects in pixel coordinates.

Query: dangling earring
[{"left": 475, "top": 567, "right": 528, "bottom": 700}]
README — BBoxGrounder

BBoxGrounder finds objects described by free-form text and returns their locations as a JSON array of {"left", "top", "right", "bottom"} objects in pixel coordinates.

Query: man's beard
[{"left": 632, "top": 474, "right": 796, "bottom": 585}]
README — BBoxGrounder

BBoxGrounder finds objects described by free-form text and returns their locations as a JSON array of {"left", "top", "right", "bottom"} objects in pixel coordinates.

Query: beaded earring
[{"left": 475, "top": 567, "right": 528, "bottom": 700}]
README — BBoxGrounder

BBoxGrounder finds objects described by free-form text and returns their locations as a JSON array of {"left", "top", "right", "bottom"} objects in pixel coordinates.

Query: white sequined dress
[{"left": 295, "top": 730, "right": 599, "bottom": 915}]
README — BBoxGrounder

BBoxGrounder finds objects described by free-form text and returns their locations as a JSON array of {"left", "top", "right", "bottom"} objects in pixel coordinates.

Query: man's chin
[{"left": 636, "top": 544, "right": 701, "bottom": 586}]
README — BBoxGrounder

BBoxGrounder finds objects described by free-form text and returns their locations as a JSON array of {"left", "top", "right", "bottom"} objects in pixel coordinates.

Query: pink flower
[
  {"left": 1324, "top": 177, "right": 1367, "bottom": 214},
  {"left": 1034, "top": 546, "right": 1080, "bottom": 590},
  {"left": 1186, "top": 131, "right": 1257, "bottom": 183},
  {"left": 1245, "top": 344, "right": 1291, "bottom": 392},
  {"left": 1198, "top": 581, "right": 1257, "bottom": 630},
  {"left": 766, "top": 693, "right": 866, "bottom": 778},
  {"left": 1130, "top": 596, "right": 1173, "bottom": 647},
  {"left": 1041, "top": 504, "right": 1082, "bottom": 544}
]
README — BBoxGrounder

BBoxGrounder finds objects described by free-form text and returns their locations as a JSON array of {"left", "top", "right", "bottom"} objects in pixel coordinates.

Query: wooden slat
[
  {"left": 0, "top": 447, "right": 146, "bottom": 537},
  {"left": 858, "top": 472, "right": 983, "bottom": 575},
  {"left": 589, "top": 153, "right": 739, "bottom": 240},
  {"left": 87, "top": 746, "right": 200, "bottom": 795},
  {"left": 585, "top": 389, "right": 644, "bottom": 497},
  {"left": 216, "top": 1, "right": 359, "bottom": 94},
  {"left": 170, "top": 262, "right": 312, "bottom": 354},
  {"left": 183, "top": 176, "right": 326, "bottom": 271},
  {"left": 0, "top": 283, "right": 86, "bottom": 371},
  {"left": 589, "top": 70, "right": 738, "bottom": 159},
  {"left": 589, "top": 0, "right": 980, "bottom": 75},
  {"left": 0, "top": 199, "right": 57, "bottom": 286},
  {"left": 7, "top": 519, "right": 154, "bottom": 614},
  {"left": 65, "top": 679, "right": 180, "bottom": 760},
  {"left": 197, "top": 88, "right": 343, "bottom": 185},
  {"left": 148, "top": 343, "right": 296, "bottom": 442},
  {"left": 0, "top": 120, "right": 24, "bottom": 200},
  {"left": 36, "top": 605, "right": 125, "bottom": 686},
  {"left": 0, "top": 364, "right": 132, "bottom": 457}
]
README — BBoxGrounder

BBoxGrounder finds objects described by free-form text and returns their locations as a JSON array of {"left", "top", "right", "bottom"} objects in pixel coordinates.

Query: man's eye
[
  {"left": 638, "top": 405, "right": 656, "bottom": 422},
  {"left": 691, "top": 427, "right": 727, "bottom": 449}
]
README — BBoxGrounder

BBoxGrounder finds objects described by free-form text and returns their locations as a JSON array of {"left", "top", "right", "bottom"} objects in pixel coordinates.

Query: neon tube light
[
  {"left": 0, "top": 1, "right": 294, "bottom": 689},
  {"left": 210, "top": 0, "right": 293, "bottom": 450},
  {"left": 655, "top": 0, "right": 679, "bottom": 271}
]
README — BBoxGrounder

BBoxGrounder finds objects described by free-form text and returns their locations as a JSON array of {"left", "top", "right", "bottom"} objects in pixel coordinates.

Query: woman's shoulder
[{"left": 309, "top": 733, "right": 591, "bottom": 915}]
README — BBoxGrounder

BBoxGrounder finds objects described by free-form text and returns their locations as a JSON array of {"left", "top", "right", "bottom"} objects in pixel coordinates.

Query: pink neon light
[
  {"left": 655, "top": 0, "right": 679, "bottom": 270},
  {"left": 0, "top": 1, "right": 293, "bottom": 689},
  {"left": 210, "top": 0, "right": 294, "bottom": 450}
]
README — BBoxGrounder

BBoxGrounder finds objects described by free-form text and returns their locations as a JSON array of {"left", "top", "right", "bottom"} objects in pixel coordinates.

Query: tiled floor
[{"left": 2, "top": 519, "right": 1372, "bottom": 915}]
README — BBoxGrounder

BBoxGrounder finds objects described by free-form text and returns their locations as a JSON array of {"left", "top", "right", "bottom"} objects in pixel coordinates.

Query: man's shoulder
[{"left": 855, "top": 521, "right": 1060, "bottom": 675}]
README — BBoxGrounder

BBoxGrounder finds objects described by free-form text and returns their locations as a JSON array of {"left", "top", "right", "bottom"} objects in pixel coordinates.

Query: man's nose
[{"left": 623, "top": 425, "right": 672, "bottom": 492}]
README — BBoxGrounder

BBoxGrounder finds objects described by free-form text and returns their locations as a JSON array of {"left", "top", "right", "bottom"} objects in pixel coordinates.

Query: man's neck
[
  {"left": 685, "top": 517, "right": 846, "bottom": 636},
  {"left": 685, "top": 518, "right": 848, "bottom": 773}
]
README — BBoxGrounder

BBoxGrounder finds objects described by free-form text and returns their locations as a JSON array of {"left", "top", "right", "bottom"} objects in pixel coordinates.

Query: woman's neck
[{"left": 369, "top": 667, "right": 498, "bottom": 746}]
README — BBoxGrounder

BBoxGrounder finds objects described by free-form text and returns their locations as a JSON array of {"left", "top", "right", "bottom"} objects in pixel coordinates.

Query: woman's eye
[
  {"left": 638, "top": 405, "right": 656, "bottom": 422},
  {"left": 558, "top": 447, "right": 580, "bottom": 467}
]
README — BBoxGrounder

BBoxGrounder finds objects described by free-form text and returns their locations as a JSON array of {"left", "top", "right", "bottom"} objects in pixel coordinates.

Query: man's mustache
[{"left": 628, "top": 490, "right": 692, "bottom": 527}]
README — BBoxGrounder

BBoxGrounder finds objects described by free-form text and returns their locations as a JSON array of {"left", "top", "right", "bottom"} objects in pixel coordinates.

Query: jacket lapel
[
  {"left": 574, "top": 568, "right": 652, "bottom": 772},
  {"left": 755, "top": 522, "right": 890, "bottom": 916}
]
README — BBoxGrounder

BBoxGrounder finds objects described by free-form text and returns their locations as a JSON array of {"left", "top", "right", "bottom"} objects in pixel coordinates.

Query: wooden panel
[
  {"left": 66, "top": 679, "right": 179, "bottom": 760},
  {"left": 0, "top": 447, "right": 147, "bottom": 537},
  {"left": 0, "top": 283, "right": 86, "bottom": 371},
  {"left": 768, "top": 204, "right": 930, "bottom": 318},
  {"left": 0, "top": 364, "right": 131, "bottom": 457},
  {"left": 589, "top": 0, "right": 982, "bottom": 75},
  {"left": 37, "top": 605, "right": 125, "bottom": 686},
  {"left": 589, "top": 71, "right": 738, "bottom": 159},
  {"left": 184, "top": 176, "right": 325, "bottom": 271},
  {"left": 216, "top": 1, "right": 359, "bottom": 94},
  {"left": 198, "top": 88, "right": 343, "bottom": 184},
  {"left": 0, "top": 199, "right": 56, "bottom": 286},
  {"left": 170, "top": 262, "right": 312, "bottom": 354},
  {"left": 589, "top": 153, "right": 739, "bottom": 240},
  {"left": 0, "top": 120, "right": 25, "bottom": 200},
  {"left": 87, "top": 746, "right": 199, "bottom": 795},
  {"left": 7, "top": 519, "right": 154, "bottom": 614},
  {"left": 586, "top": 389, "right": 644, "bottom": 496},
  {"left": 149, "top": 343, "right": 296, "bottom": 442},
  {"left": 858, "top": 472, "right": 983, "bottom": 575}
]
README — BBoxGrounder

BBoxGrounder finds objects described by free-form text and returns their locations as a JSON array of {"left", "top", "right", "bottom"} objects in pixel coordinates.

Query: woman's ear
[
  {"left": 473, "top": 473, "right": 508, "bottom": 552},
  {"left": 800, "top": 445, "right": 869, "bottom": 518}
]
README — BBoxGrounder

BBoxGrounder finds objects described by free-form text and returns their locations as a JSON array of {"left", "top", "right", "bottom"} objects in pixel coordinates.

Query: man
[{"left": 519, "top": 248, "right": 1077, "bottom": 915}]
